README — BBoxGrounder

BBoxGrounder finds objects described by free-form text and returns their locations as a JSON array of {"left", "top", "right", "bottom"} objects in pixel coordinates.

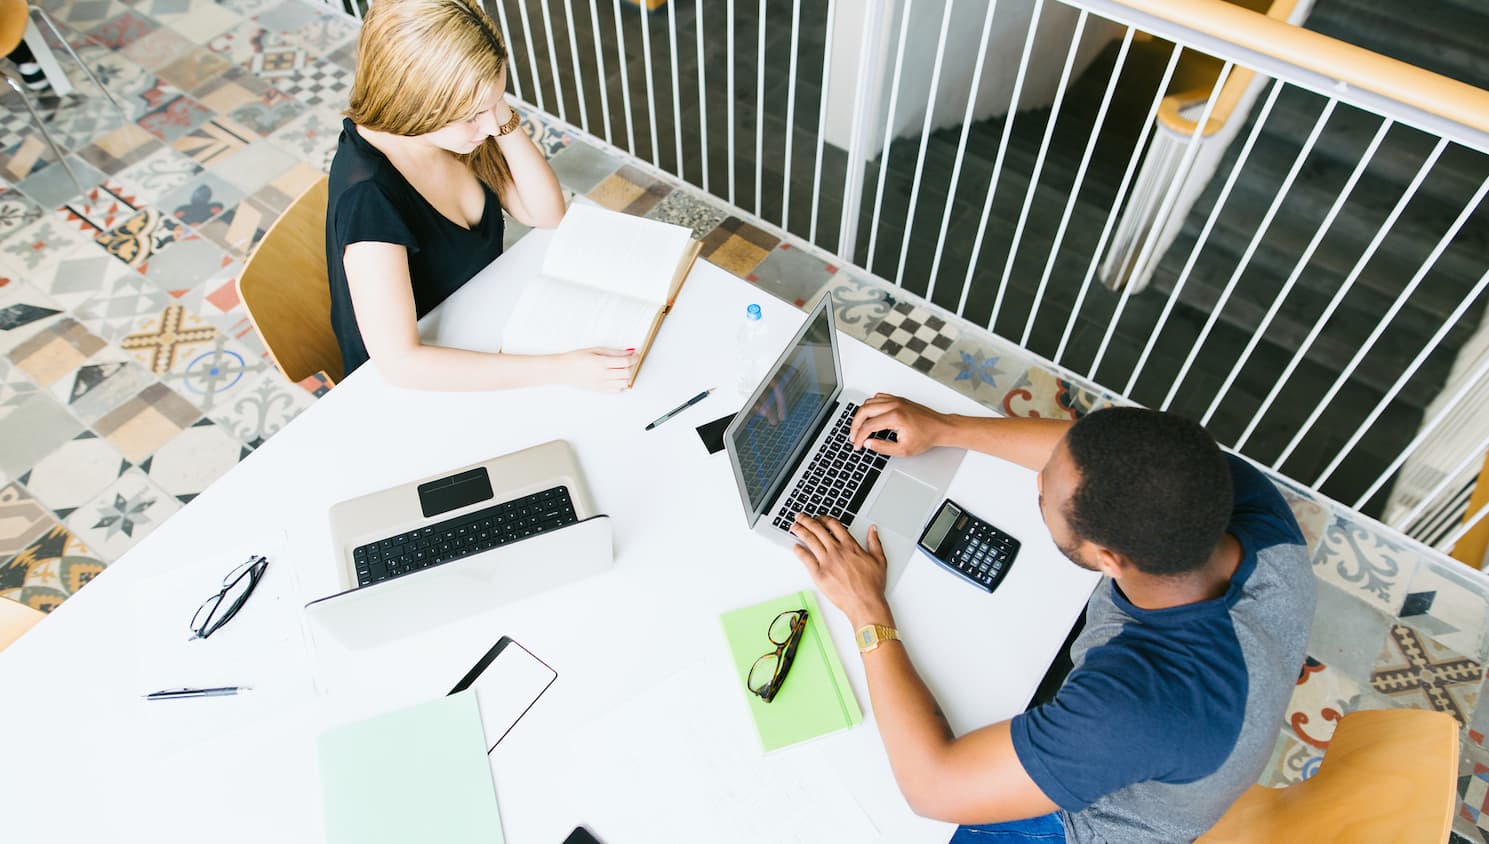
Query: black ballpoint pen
[
  {"left": 645, "top": 387, "right": 715, "bottom": 430},
  {"left": 143, "top": 686, "right": 250, "bottom": 701}
]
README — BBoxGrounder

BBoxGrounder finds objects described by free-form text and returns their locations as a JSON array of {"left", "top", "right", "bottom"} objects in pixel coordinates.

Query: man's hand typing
[
  {"left": 849, "top": 393, "right": 956, "bottom": 456},
  {"left": 791, "top": 514, "right": 894, "bottom": 630}
]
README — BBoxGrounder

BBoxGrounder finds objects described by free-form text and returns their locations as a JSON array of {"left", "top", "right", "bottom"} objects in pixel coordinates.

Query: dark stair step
[
  {"left": 1186, "top": 130, "right": 1489, "bottom": 283},
  {"left": 1242, "top": 87, "right": 1489, "bottom": 206},
  {"left": 1149, "top": 228, "right": 1474, "bottom": 404},
  {"left": 1303, "top": 0, "right": 1489, "bottom": 88},
  {"left": 1173, "top": 180, "right": 1489, "bottom": 328}
]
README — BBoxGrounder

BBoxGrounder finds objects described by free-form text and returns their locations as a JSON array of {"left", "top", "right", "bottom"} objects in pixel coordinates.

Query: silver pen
[
  {"left": 645, "top": 387, "right": 715, "bottom": 431},
  {"left": 143, "top": 686, "right": 251, "bottom": 701}
]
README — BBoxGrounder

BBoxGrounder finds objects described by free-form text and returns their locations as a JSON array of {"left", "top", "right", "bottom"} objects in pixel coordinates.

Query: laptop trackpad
[{"left": 867, "top": 470, "right": 938, "bottom": 539}]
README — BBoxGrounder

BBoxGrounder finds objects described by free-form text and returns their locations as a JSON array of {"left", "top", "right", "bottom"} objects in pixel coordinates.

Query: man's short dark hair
[{"left": 1063, "top": 407, "right": 1233, "bottom": 577}]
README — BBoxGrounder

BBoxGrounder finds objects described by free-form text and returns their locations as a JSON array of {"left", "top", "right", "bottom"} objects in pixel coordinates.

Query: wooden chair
[
  {"left": 1199, "top": 708, "right": 1460, "bottom": 843},
  {"left": 0, "top": 597, "right": 45, "bottom": 652},
  {"left": 237, "top": 176, "right": 344, "bottom": 386}
]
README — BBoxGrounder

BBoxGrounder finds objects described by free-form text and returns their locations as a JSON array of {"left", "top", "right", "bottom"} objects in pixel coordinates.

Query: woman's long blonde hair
[{"left": 346, "top": 0, "right": 513, "bottom": 193}]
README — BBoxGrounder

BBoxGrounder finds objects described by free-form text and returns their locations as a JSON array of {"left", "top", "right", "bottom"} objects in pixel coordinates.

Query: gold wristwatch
[
  {"left": 497, "top": 107, "right": 521, "bottom": 136},
  {"left": 856, "top": 623, "right": 900, "bottom": 653}
]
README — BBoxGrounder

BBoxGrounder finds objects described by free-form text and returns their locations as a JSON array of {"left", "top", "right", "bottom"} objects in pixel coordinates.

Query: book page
[
  {"left": 502, "top": 275, "right": 659, "bottom": 355},
  {"left": 542, "top": 203, "right": 694, "bottom": 305}
]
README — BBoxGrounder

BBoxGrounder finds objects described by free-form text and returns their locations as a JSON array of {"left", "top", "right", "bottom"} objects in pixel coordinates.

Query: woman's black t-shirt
[{"left": 325, "top": 118, "right": 505, "bottom": 376}]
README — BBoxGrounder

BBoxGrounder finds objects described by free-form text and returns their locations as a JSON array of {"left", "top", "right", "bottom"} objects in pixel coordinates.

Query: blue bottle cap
[{"left": 746, "top": 303, "right": 762, "bottom": 320}]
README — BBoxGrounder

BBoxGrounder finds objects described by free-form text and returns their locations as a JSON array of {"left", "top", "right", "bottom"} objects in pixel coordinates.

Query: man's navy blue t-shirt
[{"left": 1010, "top": 454, "right": 1315, "bottom": 842}]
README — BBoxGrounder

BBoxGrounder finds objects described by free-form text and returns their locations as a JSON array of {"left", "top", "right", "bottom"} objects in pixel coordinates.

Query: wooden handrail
[
  {"left": 1156, "top": 0, "right": 1288, "bottom": 137},
  {"left": 1158, "top": 71, "right": 1260, "bottom": 137},
  {"left": 1119, "top": 0, "right": 1489, "bottom": 139}
]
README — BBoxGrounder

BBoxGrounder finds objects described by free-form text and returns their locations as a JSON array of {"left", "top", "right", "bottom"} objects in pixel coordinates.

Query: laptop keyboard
[
  {"left": 771, "top": 402, "right": 892, "bottom": 532},
  {"left": 353, "top": 486, "right": 577, "bottom": 587}
]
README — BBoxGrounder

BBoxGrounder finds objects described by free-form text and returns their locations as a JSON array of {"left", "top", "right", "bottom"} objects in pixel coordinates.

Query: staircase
[
  {"left": 1132, "top": 0, "right": 1489, "bottom": 509},
  {"left": 856, "top": 0, "right": 1489, "bottom": 513}
]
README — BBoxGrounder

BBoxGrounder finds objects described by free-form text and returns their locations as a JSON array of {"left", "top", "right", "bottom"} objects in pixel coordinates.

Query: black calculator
[{"left": 916, "top": 499, "right": 1019, "bottom": 593}]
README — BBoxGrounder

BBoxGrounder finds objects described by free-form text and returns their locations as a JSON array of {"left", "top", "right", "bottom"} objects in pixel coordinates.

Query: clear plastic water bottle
[{"left": 736, "top": 303, "right": 768, "bottom": 397}]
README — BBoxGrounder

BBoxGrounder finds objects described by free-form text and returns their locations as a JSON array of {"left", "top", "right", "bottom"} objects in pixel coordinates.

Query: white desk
[{"left": 0, "top": 231, "right": 1099, "bottom": 843}]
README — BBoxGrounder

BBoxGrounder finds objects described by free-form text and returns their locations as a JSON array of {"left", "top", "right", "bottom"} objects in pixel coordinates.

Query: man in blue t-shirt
[{"left": 790, "top": 397, "right": 1314, "bottom": 843}]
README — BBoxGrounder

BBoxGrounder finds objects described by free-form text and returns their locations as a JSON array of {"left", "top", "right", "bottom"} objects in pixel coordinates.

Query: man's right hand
[{"left": 849, "top": 393, "right": 956, "bottom": 456}]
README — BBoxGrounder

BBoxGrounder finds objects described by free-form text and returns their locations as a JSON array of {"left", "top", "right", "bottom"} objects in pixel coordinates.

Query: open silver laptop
[
  {"left": 306, "top": 440, "right": 612, "bottom": 646},
  {"left": 724, "top": 299, "right": 963, "bottom": 585}
]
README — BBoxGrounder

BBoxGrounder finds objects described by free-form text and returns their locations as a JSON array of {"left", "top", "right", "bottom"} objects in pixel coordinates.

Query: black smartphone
[
  {"left": 696, "top": 411, "right": 737, "bottom": 454},
  {"left": 562, "top": 826, "right": 602, "bottom": 844},
  {"left": 448, "top": 637, "right": 557, "bottom": 752}
]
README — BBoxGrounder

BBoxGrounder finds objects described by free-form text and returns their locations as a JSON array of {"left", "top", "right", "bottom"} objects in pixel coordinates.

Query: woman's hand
[
  {"left": 493, "top": 99, "right": 516, "bottom": 131},
  {"left": 553, "top": 347, "right": 637, "bottom": 391}
]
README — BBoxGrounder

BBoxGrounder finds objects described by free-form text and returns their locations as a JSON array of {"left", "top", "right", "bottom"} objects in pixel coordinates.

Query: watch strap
[
  {"left": 497, "top": 107, "right": 521, "bottom": 136},
  {"left": 856, "top": 623, "right": 900, "bottom": 653}
]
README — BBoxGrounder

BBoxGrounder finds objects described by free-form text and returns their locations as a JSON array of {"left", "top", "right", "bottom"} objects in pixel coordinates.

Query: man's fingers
[
  {"left": 793, "top": 514, "right": 838, "bottom": 545},
  {"left": 786, "top": 512, "right": 845, "bottom": 550},
  {"left": 790, "top": 516, "right": 834, "bottom": 558},
  {"left": 851, "top": 405, "right": 895, "bottom": 446},
  {"left": 822, "top": 517, "right": 855, "bottom": 545},
  {"left": 792, "top": 543, "right": 822, "bottom": 575},
  {"left": 866, "top": 524, "right": 885, "bottom": 559}
]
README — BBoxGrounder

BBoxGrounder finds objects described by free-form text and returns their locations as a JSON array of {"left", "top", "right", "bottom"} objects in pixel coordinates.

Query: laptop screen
[{"left": 727, "top": 302, "right": 840, "bottom": 520}]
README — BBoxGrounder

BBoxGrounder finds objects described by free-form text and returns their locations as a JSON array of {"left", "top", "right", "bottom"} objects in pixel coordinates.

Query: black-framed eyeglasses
[
  {"left": 747, "top": 609, "right": 808, "bottom": 703},
  {"left": 189, "top": 555, "right": 268, "bottom": 640}
]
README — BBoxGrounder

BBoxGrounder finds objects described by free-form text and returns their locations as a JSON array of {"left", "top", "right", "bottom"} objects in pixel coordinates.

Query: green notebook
[
  {"left": 318, "top": 690, "right": 504, "bottom": 844},
  {"left": 721, "top": 590, "right": 863, "bottom": 751}
]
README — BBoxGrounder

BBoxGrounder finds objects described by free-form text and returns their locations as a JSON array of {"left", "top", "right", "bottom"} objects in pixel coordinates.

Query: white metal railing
[{"left": 323, "top": 0, "right": 1489, "bottom": 562}]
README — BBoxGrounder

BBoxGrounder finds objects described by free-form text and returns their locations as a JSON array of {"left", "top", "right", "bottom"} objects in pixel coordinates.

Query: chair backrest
[
  {"left": 0, "top": 0, "right": 28, "bottom": 57},
  {"left": 238, "top": 176, "right": 343, "bottom": 385},
  {"left": 0, "top": 597, "right": 45, "bottom": 652},
  {"left": 1199, "top": 708, "right": 1460, "bottom": 843}
]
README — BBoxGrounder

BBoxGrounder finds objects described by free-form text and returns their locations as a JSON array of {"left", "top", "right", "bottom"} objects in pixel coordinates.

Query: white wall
[{"left": 825, "top": 0, "right": 1123, "bottom": 160}]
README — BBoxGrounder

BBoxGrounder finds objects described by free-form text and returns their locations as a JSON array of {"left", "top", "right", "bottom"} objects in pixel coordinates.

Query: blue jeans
[{"left": 949, "top": 812, "right": 1066, "bottom": 843}]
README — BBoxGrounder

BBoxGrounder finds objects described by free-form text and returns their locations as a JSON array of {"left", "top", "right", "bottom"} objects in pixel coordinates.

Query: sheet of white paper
[
  {"left": 501, "top": 275, "right": 659, "bottom": 355},
  {"left": 567, "top": 661, "right": 879, "bottom": 844},
  {"left": 127, "top": 533, "right": 313, "bottom": 756},
  {"left": 541, "top": 203, "right": 692, "bottom": 304}
]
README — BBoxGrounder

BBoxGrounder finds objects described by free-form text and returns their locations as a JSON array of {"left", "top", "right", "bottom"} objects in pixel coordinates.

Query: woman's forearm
[{"left": 495, "top": 126, "right": 564, "bottom": 227}]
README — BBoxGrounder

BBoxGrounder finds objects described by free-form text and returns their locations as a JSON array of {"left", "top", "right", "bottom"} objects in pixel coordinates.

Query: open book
[{"left": 501, "top": 203, "right": 702, "bottom": 385}]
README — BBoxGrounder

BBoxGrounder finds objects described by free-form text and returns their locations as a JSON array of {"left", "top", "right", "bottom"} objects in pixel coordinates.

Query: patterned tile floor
[{"left": 1, "top": 0, "right": 1487, "bottom": 837}]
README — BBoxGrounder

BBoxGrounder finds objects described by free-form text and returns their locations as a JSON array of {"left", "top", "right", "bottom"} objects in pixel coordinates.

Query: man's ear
[{"left": 1089, "top": 546, "right": 1127, "bottom": 579}]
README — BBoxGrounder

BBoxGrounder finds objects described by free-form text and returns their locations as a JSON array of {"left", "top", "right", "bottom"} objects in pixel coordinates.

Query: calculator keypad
[{"left": 944, "top": 518, "right": 1018, "bottom": 592}]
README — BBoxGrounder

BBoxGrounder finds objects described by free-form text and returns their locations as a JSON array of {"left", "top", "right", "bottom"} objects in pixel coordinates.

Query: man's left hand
[{"left": 791, "top": 515, "right": 893, "bottom": 628}]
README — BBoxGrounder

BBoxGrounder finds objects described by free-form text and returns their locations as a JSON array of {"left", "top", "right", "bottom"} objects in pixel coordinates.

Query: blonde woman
[{"left": 328, "top": 0, "right": 636, "bottom": 389}]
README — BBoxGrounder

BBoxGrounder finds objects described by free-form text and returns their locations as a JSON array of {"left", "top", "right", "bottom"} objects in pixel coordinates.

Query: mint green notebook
[
  {"left": 318, "top": 691, "right": 504, "bottom": 844},
  {"left": 721, "top": 590, "right": 863, "bottom": 751}
]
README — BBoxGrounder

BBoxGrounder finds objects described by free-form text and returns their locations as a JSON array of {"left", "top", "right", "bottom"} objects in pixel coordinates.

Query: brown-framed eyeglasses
[{"left": 747, "top": 609, "right": 808, "bottom": 703}]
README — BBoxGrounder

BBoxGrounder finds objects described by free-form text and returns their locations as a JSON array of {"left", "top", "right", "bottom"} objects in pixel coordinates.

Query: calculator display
[{"left": 921, "top": 502, "right": 961, "bottom": 552}]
